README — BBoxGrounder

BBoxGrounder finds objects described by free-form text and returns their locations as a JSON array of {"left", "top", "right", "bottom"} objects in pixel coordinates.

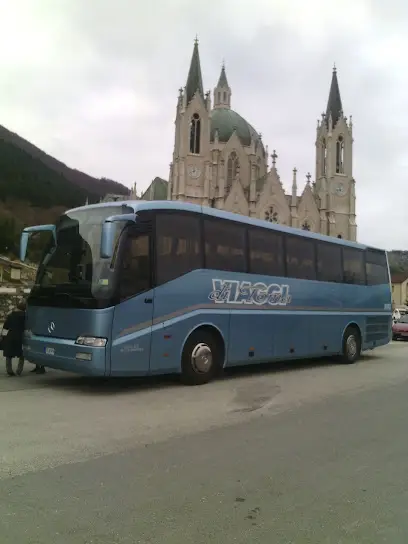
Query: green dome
[{"left": 210, "top": 107, "right": 264, "bottom": 153}]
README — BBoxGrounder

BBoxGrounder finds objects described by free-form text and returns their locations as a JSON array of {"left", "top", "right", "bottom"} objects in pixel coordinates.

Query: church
[{"left": 166, "top": 39, "right": 357, "bottom": 241}]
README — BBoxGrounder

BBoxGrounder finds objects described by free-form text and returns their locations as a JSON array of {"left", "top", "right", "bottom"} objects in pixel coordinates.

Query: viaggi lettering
[{"left": 209, "top": 279, "right": 291, "bottom": 306}]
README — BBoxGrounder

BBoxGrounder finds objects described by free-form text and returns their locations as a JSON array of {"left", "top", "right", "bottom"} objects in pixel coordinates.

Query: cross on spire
[
  {"left": 271, "top": 150, "right": 278, "bottom": 167},
  {"left": 306, "top": 172, "right": 311, "bottom": 184}
]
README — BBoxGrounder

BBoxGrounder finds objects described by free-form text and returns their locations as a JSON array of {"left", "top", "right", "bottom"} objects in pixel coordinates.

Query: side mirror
[
  {"left": 100, "top": 213, "right": 135, "bottom": 259},
  {"left": 20, "top": 224, "right": 56, "bottom": 262},
  {"left": 100, "top": 222, "right": 116, "bottom": 259},
  {"left": 20, "top": 232, "right": 30, "bottom": 262}
]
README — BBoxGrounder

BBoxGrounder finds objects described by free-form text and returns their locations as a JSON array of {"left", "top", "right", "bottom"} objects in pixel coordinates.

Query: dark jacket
[{"left": 2, "top": 309, "right": 25, "bottom": 358}]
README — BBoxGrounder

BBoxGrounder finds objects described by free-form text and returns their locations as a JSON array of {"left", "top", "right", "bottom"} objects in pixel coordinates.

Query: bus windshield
[{"left": 29, "top": 205, "right": 133, "bottom": 309}]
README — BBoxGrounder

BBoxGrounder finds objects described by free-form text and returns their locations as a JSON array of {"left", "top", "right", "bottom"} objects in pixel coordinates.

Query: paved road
[{"left": 1, "top": 343, "right": 408, "bottom": 543}]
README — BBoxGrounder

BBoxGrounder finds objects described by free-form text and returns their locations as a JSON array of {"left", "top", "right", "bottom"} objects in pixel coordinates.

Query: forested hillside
[
  {"left": 0, "top": 125, "right": 129, "bottom": 197},
  {"left": 0, "top": 140, "right": 89, "bottom": 208},
  {"left": 0, "top": 124, "right": 129, "bottom": 258}
]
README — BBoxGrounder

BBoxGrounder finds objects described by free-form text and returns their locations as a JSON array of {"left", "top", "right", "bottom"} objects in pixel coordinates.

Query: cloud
[
  {"left": 80, "top": 88, "right": 157, "bottom": 121},
  {"left": 0, "top": 0, "right": 407, "bottom": 249}
]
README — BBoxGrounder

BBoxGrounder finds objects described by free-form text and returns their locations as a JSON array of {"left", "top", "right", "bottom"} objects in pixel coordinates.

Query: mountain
[
  {"left": 0, "top": 125, "right": 129, "bottom": 198},
  {"left": 0, "top": 124, "right": 130, "bottom": 258}
]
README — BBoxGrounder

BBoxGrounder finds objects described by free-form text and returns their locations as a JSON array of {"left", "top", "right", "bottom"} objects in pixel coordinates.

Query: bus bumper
[{"left": 23, "top": 336, "right": 107, "bottom": 376}]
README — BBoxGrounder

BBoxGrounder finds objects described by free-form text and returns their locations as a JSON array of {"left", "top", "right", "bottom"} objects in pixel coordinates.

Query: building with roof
[
  {"left": 100, "top": 177, "right": 168, "bottom": 203},
  {"left": 391, "top": 272, "right": 408, "bottom": 309},
  {"left": 167, "top": 39, "right": 357, "bottom": 241}
]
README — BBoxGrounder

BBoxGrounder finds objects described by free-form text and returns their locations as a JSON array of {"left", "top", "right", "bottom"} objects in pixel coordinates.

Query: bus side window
[
  {"left": 365, "top": 250, "right": 389, "bottom": 285},
  {"left": 204, "top": 218, "right": 246, "bottom": 273},
  {"left": 285, "top": 235, "right": 316, "bottom": 280},
  {"left": 316, "top": 242, "right": 343, "bottom": 283},
  {"left": 248, "top": 228, "right": 285, "bottom": 277},
  {"left": 119, "top": 233, "right": 151, "bottom": 300},
  {"left": 342, "top": 247, "right": 365, "bottom": 285},
  {"left": 156, "top": 213, "right": 202, "bottom": 285}
]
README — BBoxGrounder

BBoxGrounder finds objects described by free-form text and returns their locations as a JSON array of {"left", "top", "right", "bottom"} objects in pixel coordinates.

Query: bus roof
[{"left": 68, "top": 199, "right": 383, "bottom": 253}]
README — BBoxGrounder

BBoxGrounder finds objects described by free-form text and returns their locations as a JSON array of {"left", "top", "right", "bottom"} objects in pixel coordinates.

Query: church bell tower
[
  {"left": 168, "top": 39, "right": 211, "bottom": 205},
  {"left": 315, "top": 66, "right": 356, "bottom": 241}
]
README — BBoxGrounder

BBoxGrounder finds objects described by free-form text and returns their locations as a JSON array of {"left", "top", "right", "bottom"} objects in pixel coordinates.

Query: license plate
[{"left": 45, "top": 347, "right": 55, "bottom": 356}]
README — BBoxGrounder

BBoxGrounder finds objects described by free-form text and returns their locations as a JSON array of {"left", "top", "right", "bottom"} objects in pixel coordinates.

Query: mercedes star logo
[{"left": 48, "top": 321, "right": 55, "bottom": 334}]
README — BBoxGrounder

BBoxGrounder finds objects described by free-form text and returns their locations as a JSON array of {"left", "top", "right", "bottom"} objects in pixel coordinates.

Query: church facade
[{"left": 167, "top": 40, "right": 357, "bottom": 241}]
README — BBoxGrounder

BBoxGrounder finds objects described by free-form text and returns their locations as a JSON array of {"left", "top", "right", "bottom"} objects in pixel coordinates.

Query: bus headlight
[{"left": 75, "top": 336, "right": 107, "bottom": 347}]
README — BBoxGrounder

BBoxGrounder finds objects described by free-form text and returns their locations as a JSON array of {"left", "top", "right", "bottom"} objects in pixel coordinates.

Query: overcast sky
[{"left": 0, "top": 0, "right": 406, "bottom": 249}]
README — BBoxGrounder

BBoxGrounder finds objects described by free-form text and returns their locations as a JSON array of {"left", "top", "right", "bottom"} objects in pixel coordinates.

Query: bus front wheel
[
  {"left": 340, "top": 326, "right": 361, "bottom": 364},
  {"left": 181, "top": 329, "right": 222, "bottom": 385}
]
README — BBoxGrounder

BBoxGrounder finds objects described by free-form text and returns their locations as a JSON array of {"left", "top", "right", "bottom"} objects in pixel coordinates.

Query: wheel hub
[{"left": 191, "top": 343, "right": 212, "bottom": 373}]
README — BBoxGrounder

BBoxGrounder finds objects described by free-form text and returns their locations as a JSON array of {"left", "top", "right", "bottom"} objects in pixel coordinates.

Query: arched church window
[
  {"left": 189, "top": 113, "right": 201, "bottom": 154},
  {"left": 265, "top": 206, "right": 279, "bottom": 223},
  {"left": 223, "top": 91, "right": 227, "bottom": 101},
  {"left": 336, "top": 135, "right": 344, "bottom": 174},
  {"left": 301, "top": 220, "right": 311, "bottom": 231},
  {"left": 226, "top": 151, "right": 239, "bottom": 193},
  {"left": 322, "top": 138, "right": 327, "bottom": 175}
]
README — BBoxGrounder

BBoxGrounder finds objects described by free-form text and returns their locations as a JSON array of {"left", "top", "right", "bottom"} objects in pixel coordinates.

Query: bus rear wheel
[
  {"left": 340, "top": 326, "right": 361, "bottom": 364},
  {"left": 181, "top": 329, "right": 222, "bottom": 385}
]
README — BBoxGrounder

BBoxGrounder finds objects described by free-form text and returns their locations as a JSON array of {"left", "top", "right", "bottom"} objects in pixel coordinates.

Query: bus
[{"left": 20, "top": 200, "right": 392, "bottom": 385}]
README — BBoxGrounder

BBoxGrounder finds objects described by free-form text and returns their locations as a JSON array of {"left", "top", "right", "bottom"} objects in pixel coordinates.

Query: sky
[{"left": 0, "top": 0, "right": 407, "bottom": 250}]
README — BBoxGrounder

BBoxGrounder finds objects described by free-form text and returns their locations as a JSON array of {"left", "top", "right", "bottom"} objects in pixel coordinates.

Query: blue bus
[{"left": 20, "top": 200, "right": 392, "bottom": 385}]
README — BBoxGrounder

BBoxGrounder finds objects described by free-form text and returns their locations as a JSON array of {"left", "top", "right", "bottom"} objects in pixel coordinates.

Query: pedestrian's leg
[
  {"left": 16, "top": 357, "right": 24, "bottom": 376},
  {"left": 5, "top": 357, "right": 14, "bottom": 376}
]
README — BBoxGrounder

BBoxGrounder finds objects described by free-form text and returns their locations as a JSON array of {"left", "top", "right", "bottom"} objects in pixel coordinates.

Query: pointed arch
[
  {"left": 255, "top": 157, "right": 261, "bottom": 181},
  {"left": 321, "top": 138, "right": 327, "bottom": 175},
  {"left": 226, "top": 151, "right": 239, "bottom": 194},
  {"left": 189, "top": 113, "right": 201, "bottom": 154},
  {"left": 336, "top": 135, "right": 344, "bottom": 173}
]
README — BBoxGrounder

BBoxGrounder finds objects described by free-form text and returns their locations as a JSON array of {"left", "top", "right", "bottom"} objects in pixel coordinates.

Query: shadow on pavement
[{"left": 34, "top": 350, "right": 382, "bottom": 396}]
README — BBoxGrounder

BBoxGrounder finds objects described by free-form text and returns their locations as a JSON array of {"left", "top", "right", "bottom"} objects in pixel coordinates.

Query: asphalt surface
[{"left": 1, "top": 343, "right": 408, "bottom": 543}]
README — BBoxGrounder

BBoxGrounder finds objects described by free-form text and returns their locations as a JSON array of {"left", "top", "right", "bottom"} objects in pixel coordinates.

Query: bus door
[{"left": 110, "top": 224, "right": 154, "bottom": 376}]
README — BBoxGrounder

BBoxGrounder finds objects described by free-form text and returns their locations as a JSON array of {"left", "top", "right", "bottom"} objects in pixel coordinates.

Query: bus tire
[
  {"left": 340, "top": 326, "right": 361, "bottom": 364},
  {"left": 181, "top": 329, "right": 222, "bottom": 385}
]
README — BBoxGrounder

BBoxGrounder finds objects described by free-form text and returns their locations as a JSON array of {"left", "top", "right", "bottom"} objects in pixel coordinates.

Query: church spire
[
  {"left": 217, "top": 62, "right": 229, "bottom": 87},
  {"left": 185, "top": 37, "right": 204, "bottom": 105},
  {"left": 325, "top": 65, "right": 343, "bottom": 128},
  {"left": 213, "top": 61, "right": 231, "bottom": 109}
]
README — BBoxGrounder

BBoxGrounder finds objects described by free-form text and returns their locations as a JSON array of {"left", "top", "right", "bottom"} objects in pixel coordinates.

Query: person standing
[{"left": 1, "top": 300, "right": 26, "bottom": 376}]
